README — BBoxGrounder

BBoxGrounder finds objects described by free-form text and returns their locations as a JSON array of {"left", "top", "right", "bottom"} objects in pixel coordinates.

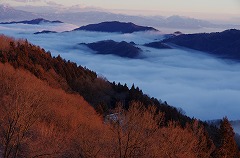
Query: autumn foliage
[
  {"left": 0, "top": 34, "right": 189, "bottom": 124},
  {"left": 0, "top": 63, "right": 215, "bottom": 157},
  {"left": 0, "top": 34, "right": 239, "bottom": 157}
]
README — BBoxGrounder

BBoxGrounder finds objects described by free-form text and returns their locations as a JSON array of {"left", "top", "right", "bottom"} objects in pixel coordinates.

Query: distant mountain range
[
  {"left": 73, "top": 21, "right": 158, "bottom": 33},
  {"left": 0, "top": 18, "right": 63, "bottom": 25},
  {"left": 81, "top": 40, "right": 142, "bottom": 58},
  {"left": 1, "top": 5, "right": 239, "bottom": 30},
  {"left": 0, "top": 5, "right": 36, "bottom": 21},
  {"left": 163, "top": 29, "right": 240, "bottom": 61}
]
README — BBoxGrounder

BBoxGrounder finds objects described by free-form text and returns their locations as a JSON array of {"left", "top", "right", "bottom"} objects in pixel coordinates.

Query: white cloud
[{"left": 1, "top": 23, "right": 240, "bottom": 120}]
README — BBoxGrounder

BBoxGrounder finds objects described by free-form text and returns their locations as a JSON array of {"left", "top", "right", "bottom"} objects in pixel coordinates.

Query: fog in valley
[{"left": 1, "top": 23, "right": 240, "bottom": 120}]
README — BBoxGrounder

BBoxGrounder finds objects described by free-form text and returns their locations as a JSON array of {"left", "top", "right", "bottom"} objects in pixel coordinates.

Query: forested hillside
[
  {"left": 0, "top": 34, "right": 188, "bottom": 123},
  {"left": 0, "top": 34, "right": 239, "bottom": 157},
  {"left": 163, "top": 29, "right": 240, "bottom": 61}
]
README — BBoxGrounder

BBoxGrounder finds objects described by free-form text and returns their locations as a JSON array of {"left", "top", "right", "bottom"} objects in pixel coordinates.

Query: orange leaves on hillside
[
  {"left": 0, "top": 34, "right": 235, "bottom": 157},
  {"left": 0, "top": 34, "right": 26, "bottom": 52},
  {"left": 0, "top": 62, "right": 227, "bottom": 158},
  {"left": 0, "top": 63, "right": 105, "bottom": 157},
  {"left": 0, "top": 34, "right": 14, "bottom": 51}
]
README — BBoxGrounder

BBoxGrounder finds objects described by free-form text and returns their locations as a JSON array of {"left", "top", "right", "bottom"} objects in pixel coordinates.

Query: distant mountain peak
[
  {"left": 26, "top": 18, "right": 63, "bottom": 24},
  {"left": 0, "top": 5, "right": 38, "bottom": 22},
  {"left": 0, "top": 18, "right": 63, "bottom": 25},
  {"left": 80, "top": 40, "right": 142, "bottom": 58},
  {"left": 0, "top": 4, "right": 14, "bottom": 12},
  {"left": 73, "top": 21, "right": 158, "bottom": 33}
]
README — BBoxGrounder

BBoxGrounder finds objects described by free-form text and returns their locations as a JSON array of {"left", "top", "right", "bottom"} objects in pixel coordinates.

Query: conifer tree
[{"left": 216, "top": 117, "right": 239, "bottom": 158}]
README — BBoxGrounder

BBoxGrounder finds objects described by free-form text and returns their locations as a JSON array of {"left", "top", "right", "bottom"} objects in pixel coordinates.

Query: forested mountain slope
[
  {"left": 0, "top": 62, "right": 220, "bottom": 158},
  {"left": 0, "top": 34, "right": 239, "bottom": 157},
  {"left": 0, "top": 34, "right": 188, "bottom": 123}
]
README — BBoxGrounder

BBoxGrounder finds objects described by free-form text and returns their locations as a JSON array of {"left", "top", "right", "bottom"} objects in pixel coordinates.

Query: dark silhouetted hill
[
  {"left": 73, "top": 21, "right": 158, "bottom": 33},
  {"left": 0, "top": 18, "right": 63, "bottom": 25},
  {"left": 81, "top": 40, "right": 142, "bottom": 58},
  {"left": 164, "top": 29, "right": 240, "bottom": 61},
  {"left": 34, "top": 30, "right": 57, "bottom": 34}
]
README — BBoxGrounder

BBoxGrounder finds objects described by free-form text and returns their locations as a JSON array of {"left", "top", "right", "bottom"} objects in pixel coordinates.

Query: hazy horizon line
[{"left": 1, "top": 3, "right": 240, "bottom": 25}]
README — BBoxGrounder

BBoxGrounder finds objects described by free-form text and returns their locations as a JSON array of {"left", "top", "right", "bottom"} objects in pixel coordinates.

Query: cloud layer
[{"left": 1, "top": 23, "right": 240, "bottom": 120}]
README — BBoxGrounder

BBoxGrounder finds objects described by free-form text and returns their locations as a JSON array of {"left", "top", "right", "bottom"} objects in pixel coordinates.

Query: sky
[{"left": 2, "top": 0, "right": 240, "bottom": 21}]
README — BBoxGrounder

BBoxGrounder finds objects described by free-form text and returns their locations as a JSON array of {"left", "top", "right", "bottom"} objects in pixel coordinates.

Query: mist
[{"left": 1, "top": 23, "right": 240, "bottom": 120}]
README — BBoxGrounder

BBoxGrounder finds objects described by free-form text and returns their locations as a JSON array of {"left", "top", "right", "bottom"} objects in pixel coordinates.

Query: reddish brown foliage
[
  {"left": 0, "top": 63, "right": 108, "bottom": 157},
  {"left": 0, "top": 34, "right": 238, "bottom": 158}
]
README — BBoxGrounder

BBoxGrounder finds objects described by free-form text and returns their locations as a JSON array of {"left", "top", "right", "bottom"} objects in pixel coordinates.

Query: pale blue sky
[
  {"left": 69, "top": 0, "right": 240, "bottom": 14},
  {"left": 2, "top": 0, "right": 240, "bottom": 20}
]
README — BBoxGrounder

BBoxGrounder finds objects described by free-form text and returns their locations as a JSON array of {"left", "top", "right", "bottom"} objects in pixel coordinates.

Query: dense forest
[{"left": 0, "top": 34, "right": 239, "bottom": 157}]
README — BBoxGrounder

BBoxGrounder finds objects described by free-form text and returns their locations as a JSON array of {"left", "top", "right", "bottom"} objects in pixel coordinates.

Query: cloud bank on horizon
[
  {"left": 2, "top": 0, "right": 240, "bottom": 23},
  {"left": 0, "top": 23, "right": 240, "bottom": 120}
]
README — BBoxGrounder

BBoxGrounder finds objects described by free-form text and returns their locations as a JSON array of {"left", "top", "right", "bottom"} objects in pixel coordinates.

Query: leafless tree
[
  {"left": 108, "top": 102, "right": 163, "bottom": 158},
  {"left": 0, "top": 64, "right": 51, "bottom": 157}
]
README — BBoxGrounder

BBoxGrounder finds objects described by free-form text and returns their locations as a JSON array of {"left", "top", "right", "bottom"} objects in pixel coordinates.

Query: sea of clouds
[{"left": 0, "top": 23, "right": 240, "bottom": 120}]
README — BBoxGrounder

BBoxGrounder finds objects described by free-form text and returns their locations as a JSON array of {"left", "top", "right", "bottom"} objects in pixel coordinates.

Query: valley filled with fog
[{"left": 1, "top": 23, "right": 240, "bottom": 120}]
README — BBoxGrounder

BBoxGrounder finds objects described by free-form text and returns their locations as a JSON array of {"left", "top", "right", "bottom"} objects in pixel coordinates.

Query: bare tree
[
  {"left": 0, "top": 64, "right": 49, "bottom": 157},
  {"left": 152, "top": 120, "right": 215, "bottom": 158},
  {"left": 108, "top": 102, "right": 163, "bottom": 158}
]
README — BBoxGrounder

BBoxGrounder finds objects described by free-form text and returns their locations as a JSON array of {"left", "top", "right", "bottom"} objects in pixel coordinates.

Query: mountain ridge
[
  {"left": 73, "top": 21, "right": 158, "bottom": 33},
  {"left": 81, "top": 40, "right": 142, "bottom": 58},
  {"left": 0, "top": 5, "right": 38, "bottom": 22},
  {"left": 34, "top": 30, "right": 58, "bottom": 34},
  {"left": 1, "top": 5, "right": 238, "bottom": 30},
  {"left": 0, "top": 18, "right": 63, "bottom": 25},
  {"left": 163, "top": 29, "right": 240, "bottom": 61}
]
